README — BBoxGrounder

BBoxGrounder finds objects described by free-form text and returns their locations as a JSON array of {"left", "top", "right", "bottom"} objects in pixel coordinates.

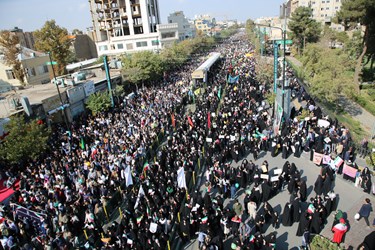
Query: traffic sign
[
  {"left": 46, "top": 61, "right": 57, "bottom": 65},
  {"left": 275, "top": 40, "right": 293, "bottom": 45}
]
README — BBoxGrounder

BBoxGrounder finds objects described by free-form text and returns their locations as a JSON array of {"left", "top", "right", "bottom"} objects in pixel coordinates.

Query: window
[
  {"left": 136, "top": 41, "right": 147, "bottom": 47},
  {"left": 99, "top": 45, "right": 108, "bottom": 51},
  {"left": 326, "top": 7, "right": 329, "bottom": 10},
  {"left": 335, "top": 6, "right": 339, "bottom": 9},
  {"left": 161, "top": 32, "right": 175, "bottom": 39},
  {"left": 37, "top": 65, "right": 48, "bottom": 74},
  {"left": 321, "top": 8, "right": 324, "bottom": 10},
  {"left": 322, "top": 1, "right": 325, "bottom": 3},
  {"left": 27, "top": 67, "right": 36, "bottom": 76},
  {"left": 152, "top": 40, "right": 159, "bottom": 46},
  {"left": 117, "top": 43, "right": 124, "bottom": 49},
  {"left": 126, "top": 43, "right": 133, "bottom": 50},
  {"left": 5, "top": 69, "right": 15, "bottom": 80}
]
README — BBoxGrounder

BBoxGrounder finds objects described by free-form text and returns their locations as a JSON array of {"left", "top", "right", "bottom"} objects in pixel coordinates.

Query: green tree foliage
[
  {"left": 0, "top": 116, "right": 50, "bottom": 164},
  {"left": 34, "top": 20, "right": 72, "bottom": 76},
  {"left": 255, "top": 56, "right": 274, "bottom": 86},
  {"left": 288, "top": 7, "right": 321, "bottom": 53},
  {"left": 245, "top": 19, "right": 260, "bottom": 53},
  {"left": 120, "top": 36, "right": 216, "bottom": 84},
  {"left": 336, "top": 0, "right": 375, "bottom": 88},
  {"left": 0, "top": 31, "right": 25, "bottom": 85},
  {"left": 121, "top": 51, "right": 165, "bottom": 83},
  {"left": 86, "top": 91, "right": 112, "bottom": 115},
  {"left": 302, "top": 44, "right": 355, "bottom": 107}
]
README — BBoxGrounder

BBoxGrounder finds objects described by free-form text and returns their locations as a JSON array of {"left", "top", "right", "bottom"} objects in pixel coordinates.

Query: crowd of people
[{"left": 0, "top": 30, "right": 373, "bottom": 250}]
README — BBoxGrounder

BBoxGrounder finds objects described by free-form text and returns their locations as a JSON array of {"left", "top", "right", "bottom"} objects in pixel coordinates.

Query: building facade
[
  {"left": 167, "top": 11, "right": 196, "bottom": 41},
  {"left": 194, "top": 15, "right": 214, "bottom": 35},
  {"left": 284, "top": 0, "right": 343, "bottom": 30},
  {"left": 89, "top": 0, "right": 162, "bottom": 56},
  {"left": 0, "top": 47, "right": 50, "bottom": 88}
]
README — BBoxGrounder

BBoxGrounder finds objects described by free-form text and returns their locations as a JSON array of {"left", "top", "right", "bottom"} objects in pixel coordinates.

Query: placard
[
  {"left": 322, "top": 155, "right": 331, "bottom": 165},
  {"left": 333, "top": 156, "right": 344, "bottom": 167},
  {"left": 313, "top": 152, "right": 324, "bottom": 165},
  {"left": 149, "top": 222, "right": 158, "bottom": 233},
  {"left": 206, "top": 138, "right": 213, "bottom": 143},
  {"left": 271, "top": 176, "right": 279, "bottom": 182},
  {"left": 342, "top": 164, "right": 357, "bottom": 178},
  {"left": 260, "top": 174, "right": 269, "bottom": 180},
  {"left": 274, "top": 169, "right": 282, "bottom": 175}
]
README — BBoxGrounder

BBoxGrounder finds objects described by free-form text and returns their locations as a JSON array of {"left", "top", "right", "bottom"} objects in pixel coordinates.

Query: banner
[
  {"left": 125, "top": 165, "right": 133, "bottom": 187},
  {"left": 177, "top": 167, "right": 187, "bottom": 189},
  {"left": 313, "top": 152, "right": 324, "bottom": 165},
  {"left": 322, "top": 155, "right": 331, "bottom": 165},
  {"left": 342, "top": 164, "right": 357, "bottom": 178},
  {"left": 11, "top": 203, "right": 46, "bottom": 224}
]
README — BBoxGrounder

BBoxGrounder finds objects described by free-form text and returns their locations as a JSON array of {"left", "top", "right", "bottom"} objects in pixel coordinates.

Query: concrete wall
[{"left": 73, "top": 34, "right": 98, "bottom": 60}]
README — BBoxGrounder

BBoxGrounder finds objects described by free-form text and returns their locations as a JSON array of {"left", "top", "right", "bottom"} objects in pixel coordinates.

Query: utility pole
[{"left": 48, "top": 52, "right": 70, "bottom": 132}]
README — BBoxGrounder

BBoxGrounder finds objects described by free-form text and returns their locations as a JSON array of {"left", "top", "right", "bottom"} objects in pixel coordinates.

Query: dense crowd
[{"left": 0, "top": 31, "right": 373, "bottom": 250}]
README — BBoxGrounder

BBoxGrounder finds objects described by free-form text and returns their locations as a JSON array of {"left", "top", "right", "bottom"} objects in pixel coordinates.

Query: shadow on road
[{"left": 277, "top": 232, "right": 289, "bottom": 249}]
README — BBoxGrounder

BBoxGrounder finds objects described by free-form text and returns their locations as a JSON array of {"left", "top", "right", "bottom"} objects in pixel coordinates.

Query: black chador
[
  {"left": 296, "top": 211, "right": 312, "bottom": 237},
  {"left": 281, "top": 202, "right": 293, "bottom": 227}
]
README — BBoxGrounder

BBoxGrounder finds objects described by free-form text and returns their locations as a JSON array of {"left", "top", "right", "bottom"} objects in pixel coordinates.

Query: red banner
[
  {"left": 171, "top": 113, "right": 175, "bottom": 128},
  {"left": 187, "top": 116, "right": 194, "bottom": 128}
]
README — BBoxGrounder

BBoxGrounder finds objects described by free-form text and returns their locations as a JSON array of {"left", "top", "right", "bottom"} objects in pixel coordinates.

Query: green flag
[
  {"left": 80, "top": 137, "right": 85, "bottom": 150},
  {"left": 218, "top": 86, "right": 222, "bottom": 99}
]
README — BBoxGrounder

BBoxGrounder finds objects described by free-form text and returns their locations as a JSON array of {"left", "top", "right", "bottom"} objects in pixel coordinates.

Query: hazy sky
[{"left": 0, "top": 0, "right": 286, "bottom": 32}]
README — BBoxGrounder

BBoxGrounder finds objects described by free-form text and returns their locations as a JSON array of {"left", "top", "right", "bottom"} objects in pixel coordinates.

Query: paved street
[{"left": 184, "top": 149, "right": 375, "bottom": 250}]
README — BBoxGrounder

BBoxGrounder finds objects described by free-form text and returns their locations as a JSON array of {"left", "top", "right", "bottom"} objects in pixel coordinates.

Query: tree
[
  {"left": 34, "top": 20, "right": 72, "bottom": 76},
  {"left": 288, "top": 7, "right": 322, "bottom": 54},
  {"left": 302, "top": 44, "right": 355, "bottom": 108},
  {"left": 121, "top": 51, "right": 165, "bottom": 83},
  {"left": 336, "top": 0, "right": 375, "bottom": 90},
  {"left": 0, "top": 116, "right": 50, "bottom": 164},
  {"left": 86, "top": 91, "right": 112, "bottom": 116},
  {"left": 0, "top": 31, "right": 25, "bottom": 85}
]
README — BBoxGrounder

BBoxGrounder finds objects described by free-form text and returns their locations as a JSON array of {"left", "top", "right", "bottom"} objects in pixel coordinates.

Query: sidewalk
[{"left": 287, "top": 56, "right": 375, "bottom": 136}]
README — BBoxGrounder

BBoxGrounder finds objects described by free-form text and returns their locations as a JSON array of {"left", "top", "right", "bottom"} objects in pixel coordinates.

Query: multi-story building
[
  {"left": 283, "top": 0, "right": 343, "bottom": 30},
  {"left": 10, "top": 27, "right": 35, "bottom": 50},
  {"left": 194, "top": 15, "right": 214, "bottom": 35},
  {"left": 89, "top": 0, "right": 162, "bottom": 56},
  {"left": 167, "top": 11, "right": 196, "bottom": 41}
]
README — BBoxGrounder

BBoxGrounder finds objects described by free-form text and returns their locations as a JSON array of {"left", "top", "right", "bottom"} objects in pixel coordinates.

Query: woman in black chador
[{"left": 281, "top": 202, "right": 293, "bottom": 227}]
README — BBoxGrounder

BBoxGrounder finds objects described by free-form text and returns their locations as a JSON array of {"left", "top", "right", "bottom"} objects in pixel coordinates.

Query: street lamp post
[
  {"left": 48, "top": 52, "right": 70, "bottom": 132},
  {"left": 256, "top": 24, "right": 286, "bottom": 96}
]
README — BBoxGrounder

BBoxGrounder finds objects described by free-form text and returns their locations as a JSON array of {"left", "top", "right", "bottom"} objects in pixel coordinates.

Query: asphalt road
[{"left": 184, "top": 149, "right": 375, "bottom": 250}]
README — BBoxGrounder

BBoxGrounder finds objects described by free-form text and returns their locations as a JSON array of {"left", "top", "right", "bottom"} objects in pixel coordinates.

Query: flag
[
  {"left": 228, "top": 74, "right": 239, "bottom": 84},
  {"left": 201, "top": 216, "right": 208, "bottom": 224},
  {"left": 218, "top": 86, "right": 222, "bottom": 99},
  {"left": 187, "top": 116, "right": 194, "bottom": 128},
  {"left": 143, "top": 162, "right": 149, "bottom": 172},
  {"left": 136, "top": 215, "right": 143, "bottom": 224},
  {"left": 194, "top": 88, "right": 201, "bottom": 96},
  {"left": 207, "top": 112, "right": 211, "bottom": 129},
  {"left": 171, "top": 113, "right": 176, "bottom": 128},
  {"left": 177, "top": 167, "right": 187, "bottom": 189},
  {"left": 125, "top": 165, "right": 133, "bottom": 187},
  {"left": 80, "top": 137, "right": 85, "bottom": 150},
  {"left": 134, "top": 185, "right": 145, "bottom": 209}
]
